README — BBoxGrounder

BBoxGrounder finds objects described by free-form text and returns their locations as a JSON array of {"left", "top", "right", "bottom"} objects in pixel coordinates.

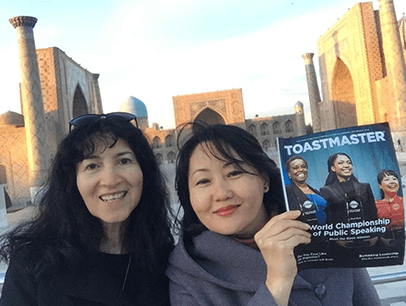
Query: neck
[
  {"left": 100, "top": 222, "right": 126, "bottom": 254},
  {"left": 384, "top": 191, "right": 398, "bottom": 200}
]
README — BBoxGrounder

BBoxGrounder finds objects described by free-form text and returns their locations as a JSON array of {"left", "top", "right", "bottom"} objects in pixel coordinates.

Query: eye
[
  {"left": 227, "top": 170, "right": 243, "bottom": 178},
  {"left": 119, "top": 157, "right": 133, "bottom": 165},
  {"left": 196, "top": 178, "right": 210, "bottom": 186},
  {"left": 85, "top": 163, "right": 99, "bottom": 170}
]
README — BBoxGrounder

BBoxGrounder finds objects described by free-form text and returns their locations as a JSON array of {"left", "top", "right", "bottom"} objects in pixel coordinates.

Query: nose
[
  {"left": 99, "top": 165, "right": 123, "bottom": 187},
  {"left": 213, "top": 179, "right": 233, "bottom": 202}
]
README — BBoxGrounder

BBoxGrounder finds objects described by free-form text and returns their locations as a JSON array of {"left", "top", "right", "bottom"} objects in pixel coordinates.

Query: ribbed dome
[
  {"left": 294, "top": 101, "right": 304, "bottom": 108},
  {"left": 0, "top": 111, "right": 24, "bottom": 127},
  {"left": 119, "top": 96, "right": 148, "bottom": 118}
]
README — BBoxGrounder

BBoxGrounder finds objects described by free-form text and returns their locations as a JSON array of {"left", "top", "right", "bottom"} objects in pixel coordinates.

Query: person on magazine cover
[
  {"left": 167, "top": 123, "right": 380, "bottom": 306},
  {"left": 320, "top": 153, "right": 379, "bottom": 249},
  {"left": 285, "top": 156, "right": 327, "bottom": 226},
  {"left": 375, "top": 169, "right": 405, "bottom": 247},
  {"left": 0, "top": 113, "right": 174, "bottom": 306}
]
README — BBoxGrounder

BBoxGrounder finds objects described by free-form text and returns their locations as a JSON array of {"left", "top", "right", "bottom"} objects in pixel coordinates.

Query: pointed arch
[
  {"left": 285, "top": 120, "right": 294, "bottom": 133},
  {"left": 331, "top": 58, "right": 357, "bottom": 128},
  {"left": 273, "top": 121, "right": 281, "bottom": 134},
  {"left": 167, "top": 151, "right": 176, "bottom": 164},
  {"left": 248, "top": 124, "right": 257, "bottom": 137},
  {"left": 194, "top": 108, "right": 225, "bottom": 125},
  {"left": 263, "top": 139, "right": 271, "bottom": 150},
  {"left": 155, "top": 153, "right": 163, "bottom": 165},
  {"left": 152, "top": 137, "right": 162, "bottom": 149},
  {"left": 72, "top": 84, "right": 88, "bottom": 118},
  {"left": 165, "top": 135, "right": 174, "bottom": 148},
  {"left": 261, "top": 123, "right": 269, "bottom": 135}
]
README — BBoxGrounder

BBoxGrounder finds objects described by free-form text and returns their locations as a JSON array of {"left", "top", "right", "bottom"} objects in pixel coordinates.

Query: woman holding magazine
[
  {"left": 167, "top": 123, "right": 380, "bottom": 306},
  {"left": 285, "top": 156, "right": 327, "bottom": 225}
]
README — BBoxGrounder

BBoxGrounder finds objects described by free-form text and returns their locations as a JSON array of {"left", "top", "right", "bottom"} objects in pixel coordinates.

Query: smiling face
[
  {"left": 288, "top": 158, "right": 308, "bottom": 185},
  {"left": 379, "top": 174, "right": 399, "bottom": 195},
  {"left": 331, "top": 154, "right": 353, "bottom": 182},
  {"left": 188, "top": 143, "right": 269, "bottom": 236},
  {"left": 76, "top": 138, "right": 143, "bottom": 230}
]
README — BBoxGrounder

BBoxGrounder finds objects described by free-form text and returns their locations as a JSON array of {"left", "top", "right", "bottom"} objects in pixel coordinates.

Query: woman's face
[
  {"left": 76, "top": 138, "right": 143, "bottom": 229},
  {"left": 331, "top": 155, "right": 353, "bottom": 182},
  {"left": 379, "top": 174, "right": 399, "bottom": 195},
  {"left": 288, "top": 159, "right": 308, "bottom": 185},
  {"left": 188, "top": 143, "right": 269, "bottom": 236}
]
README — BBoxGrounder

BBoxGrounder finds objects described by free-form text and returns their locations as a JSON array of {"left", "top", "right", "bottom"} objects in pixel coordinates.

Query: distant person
[
  {"left": 375, "top": 169, "right": 405, "bottom": 247},
  {"left": 285, "top": 156, "right": 327, "bottom": 225},
  {"left": 167, "top": 124, "right": 380, "bottom": 306},
  {"left": 0, "top": 112, "right": 174, "bottom": 305}
]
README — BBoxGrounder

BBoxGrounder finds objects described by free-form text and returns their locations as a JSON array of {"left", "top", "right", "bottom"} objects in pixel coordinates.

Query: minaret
[
  {"left": 302, "top": 53, "right": 321, "bottom": 133},
  {"left": 377, "top": 0, "right": 406, "bottom": 133},
  {"left": 9, "top": 16, "right": 50, "bottom": 197}
]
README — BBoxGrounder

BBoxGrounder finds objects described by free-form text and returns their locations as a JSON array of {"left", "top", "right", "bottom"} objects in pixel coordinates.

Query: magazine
[{"left": 277, "top": 123, "right": 405, "bottom": 270}]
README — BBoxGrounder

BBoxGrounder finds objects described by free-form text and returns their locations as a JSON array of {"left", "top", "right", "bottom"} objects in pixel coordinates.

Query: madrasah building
[{"left": 1, "top": 0, "right": 406, "bottom": 209}]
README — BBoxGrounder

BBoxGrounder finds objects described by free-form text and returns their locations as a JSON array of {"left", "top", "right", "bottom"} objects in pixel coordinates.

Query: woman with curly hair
[{"left": 0, "top": 112, "right": 174, "bottom": 306}]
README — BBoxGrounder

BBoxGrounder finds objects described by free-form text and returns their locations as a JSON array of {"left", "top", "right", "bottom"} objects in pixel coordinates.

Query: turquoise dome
[{"left": 119, "top": 96, "right": 148, "bottom": 118}]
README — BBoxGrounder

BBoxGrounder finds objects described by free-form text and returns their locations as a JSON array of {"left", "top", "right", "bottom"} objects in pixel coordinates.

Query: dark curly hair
[
  {"left": 175, "top": 122, "right": 285, "bottom": 238},
  {"left": 0, "top": 116, "right": 174, "bottom": 281}
]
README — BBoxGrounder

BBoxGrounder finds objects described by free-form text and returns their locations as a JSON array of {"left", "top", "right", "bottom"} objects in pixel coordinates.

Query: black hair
[
  {"left": 175, "top": 122, "right": 285, "bottom": 238},
  {"left": 0, "top": 117, "right": 174, "bottom": 281},
  {"left": 324, "top": 152, "right": 358, "bottom": 185},
  {"left": 285, "top": 156, "right": 308, "bottom": 173},
  {"left": 377, "top": 169, "right": 400, "bottom": 199}
]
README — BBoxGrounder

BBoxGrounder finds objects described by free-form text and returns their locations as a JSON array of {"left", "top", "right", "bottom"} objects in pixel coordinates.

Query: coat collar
[{"left": 169, "top": 230, "right": 314, "bottom": 292}]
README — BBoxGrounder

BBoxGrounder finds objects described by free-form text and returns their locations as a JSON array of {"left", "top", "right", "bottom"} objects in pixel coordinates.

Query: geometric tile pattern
[
  {"left": 378, "top": 0, "right": 406, "bottom": 131},
  {"left": 173, "top": 89, "right": 245, "bottom": 127},
  {"left": 0, "top": 126, "right": 31, "bottom": 207},
  {"left": 302, "top": 53, "right": 322, "bottom": 132},
  {"left": 10, "top": 17, "right": 51, "bottom": 187},
  {"left": 5, "top": 16, "right": 104, "bottom": 207},
  {"left": 315, "top": 1, "right": 406, "bottom": 134}
]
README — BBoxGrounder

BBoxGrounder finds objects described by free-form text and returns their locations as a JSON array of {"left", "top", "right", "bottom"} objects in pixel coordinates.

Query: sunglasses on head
[{"left": 69, "top": 112, "right": 138, "bottom": 132}]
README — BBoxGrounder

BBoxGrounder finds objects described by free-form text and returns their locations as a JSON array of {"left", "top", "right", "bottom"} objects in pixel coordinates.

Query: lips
[
  {"left": 214, "top": 205, "right": 240, "bottom": 216},
  {"left": 100, "top": 191, "right": 126, "bottom": 202}
]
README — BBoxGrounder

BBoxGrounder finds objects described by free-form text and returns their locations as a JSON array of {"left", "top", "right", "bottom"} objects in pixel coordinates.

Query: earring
[{"left": 264, "top": 185, "right": 269, "bottom": 193}]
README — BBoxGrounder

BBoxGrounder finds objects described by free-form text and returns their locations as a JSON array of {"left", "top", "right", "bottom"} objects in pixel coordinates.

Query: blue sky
[{"left": 1, "top": 0, "right": 406, "bottom": 129}]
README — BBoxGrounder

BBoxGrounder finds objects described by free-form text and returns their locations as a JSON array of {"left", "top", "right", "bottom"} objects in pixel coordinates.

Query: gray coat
[{"left": 166, "top": 230, "right": 380, "bottom": 306}]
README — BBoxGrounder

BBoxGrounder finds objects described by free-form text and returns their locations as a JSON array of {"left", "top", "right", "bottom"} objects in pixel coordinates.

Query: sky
[{"left": 1, "top": 0, "right": 406, "bottom": 129}]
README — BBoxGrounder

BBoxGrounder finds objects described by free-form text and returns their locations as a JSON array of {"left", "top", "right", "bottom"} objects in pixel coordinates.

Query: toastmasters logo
[{"left": 284, "top": 131, "right": 386, "bottom": 156}]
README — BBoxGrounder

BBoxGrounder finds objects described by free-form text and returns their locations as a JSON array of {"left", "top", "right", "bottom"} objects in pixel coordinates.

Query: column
[
  {"left": 302, "top": 53, "right": 322, "bottom": 133},
  {"left": 378, "top": 0, "right": 406, "bottom": 132},
  {"left": 9, "top": 16, "right": 50, "bottom": 192}
]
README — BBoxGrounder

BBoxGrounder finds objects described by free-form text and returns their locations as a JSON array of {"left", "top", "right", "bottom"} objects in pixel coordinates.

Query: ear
[
  {"left": 330, "top": 165, "right": 336, "bottom": 173},
  {"left": 261, "top": 174, "right": 270, "bottom": 193}
]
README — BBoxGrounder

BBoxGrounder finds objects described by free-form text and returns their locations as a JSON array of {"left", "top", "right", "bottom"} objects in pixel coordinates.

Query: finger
[
  {"left": 254, "top": 227, "right": 311, "bottom": 245},
  {"left": 260, "top": 218, "right": 310, "bottom": 237}
]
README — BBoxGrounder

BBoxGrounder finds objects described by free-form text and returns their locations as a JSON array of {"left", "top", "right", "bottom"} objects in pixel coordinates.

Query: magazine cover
[{"left": 277, "top": 122, "right": 405, "bottom": 270}]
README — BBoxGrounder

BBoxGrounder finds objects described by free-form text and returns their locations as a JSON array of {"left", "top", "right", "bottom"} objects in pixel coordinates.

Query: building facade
[{"left": 304, "top": 0, "right": 406, "bottom": 142}]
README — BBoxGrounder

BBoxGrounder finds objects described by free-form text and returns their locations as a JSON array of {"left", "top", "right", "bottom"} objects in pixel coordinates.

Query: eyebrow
[
  {"left": 82, "top": 151, "right": 134, "bottom": 161},
  {"left": 190, "top": 168, "right": 209, "bottom": 177}
]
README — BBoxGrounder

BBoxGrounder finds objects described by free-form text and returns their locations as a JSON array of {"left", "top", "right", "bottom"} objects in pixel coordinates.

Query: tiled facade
[
  {"left": 147, "top": 90, "right": 306, "bottom": 165},
  {"left": 311, "top": 1, "right": 406, "bottom": 141},
  {"left": 2, "top": 17, "right": 102, "bottom": 208}
]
